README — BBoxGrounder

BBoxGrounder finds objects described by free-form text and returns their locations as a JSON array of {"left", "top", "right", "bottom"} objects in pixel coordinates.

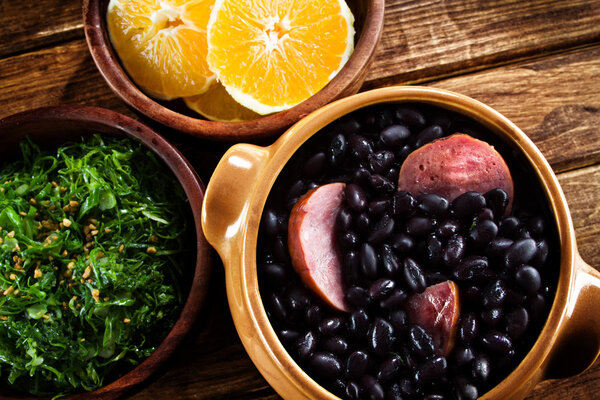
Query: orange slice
[
  {"left": 206, "top": 0, "right": 355, "bottom": 115},
  {"left": 107, "top": 0, "right": 216, "bottom": 100},
  {"left": 184, "top": 82, "right": 261, "bottom": 122}
]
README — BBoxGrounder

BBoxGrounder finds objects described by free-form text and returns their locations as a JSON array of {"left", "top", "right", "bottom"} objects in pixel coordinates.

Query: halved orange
[
  {"left": 107, "top": 0, "right": 215, "bottom": 100},
  {"left": 184, "top": 82, "right": 261, "bottom": 122},
  {"left": 206, "top": 0, "right": 355, "bottom": 115}
]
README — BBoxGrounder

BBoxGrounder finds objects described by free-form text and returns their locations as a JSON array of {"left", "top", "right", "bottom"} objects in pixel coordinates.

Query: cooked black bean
[
  {"left": 453, "top": 345, "right": 476, "bottom": 368},
  {"left": 355, "top": 213, "right": 372, "bottom": 236},
  {"left": 353, "top": 167, "right": 371, "bottom": 186},
  {"left": 408, "top": 324, "right": 435, "bottom": 359},
  {"left": 463, "top": 285, "right": 482, "bottom": 304},
  {"left": 480, "top": 307, "right": 503, "bottom": 327},
  {"left": 453, "top": 256, "right": 490, "bottom": 281},
  {"left": 345, "top": 286, "right": 370, "bottom": 308},
  {"left": 505, "top": 307, "right": 529, "bottom": 339},
  {"left": 368, "top": 199, "right": 391, "bottom": 216},
  {"left": 303, "top": 152, "right": 327, "bottom": 178},
  {"left": 361, "top": 242, "right": 379, "bottom": 278},
  {"left": 425, "top": 235, "right": 443, "bottom": 267},
  {"left": 443, "top": 234, "right": 467, "bottom": 267},
  {"left": 437, "top": 219, "right": 461, "bottom": 238},
  {"left": 398, "top": 376, "right": 417, "bottom": 397},
  {"left": 268, "top": 292, "right": 287, "bottom": 321},
  {"left": 286, "top": 179, "right": 305, "bottom": 203},
  {"left": 305, "top": 305, "right": 322, "bottom": 328},
  {"left": 405, "top": 216, "right": 435, "bottom": 237},
  {"left": 526, "top": 293, "right": 546, "bottom": 322},
  {"left": 259, "top": 263, "right": 287, "bottom": 288},
  {"left": 471, "top": 353, "right": 491, "bottom": 383},
  {"left": 377, "top": 354, "right": 403, "bottom": 383},
  {"left": 347, "top": 309, "right": 370, "bottom": 339},
  {"left": 454, "top": 377, "right": 478, "bottom": 400},
  {"left": 322, "top": 336, "right": 349, "bottom": 356},
  {"left": 369, "top": 150, "right": 395, "bottom": 174},
  {"left": 469, "top": 219, "right": 498, "bottom": 247},
  {"left": 346, "top": 350, "right": 370, "bottom": 380},
  {"left": 369, "top": 174, "right": 395, "bottom": 193},
  {"left": 279, "top": 329, "right": 300, "bottom": 343},
  {"left": 504, "top": 238, "right": 537, "bottom": 268},
  {"left": 414, "top": 356, "right": 448, "bottom": 386},
  {"left": 482, "top": 279, "right": 507, "bottom": 309},
  {"left": 403, "top": 257, "right": 427, "bottom": 293},
  {"left": 481, "top": 331, "right": 513, "bottom": 353},
  {"left": 414, "top": 124, "right": 444, "bottom": 148},
  {"left": 417, "top": 193, "right": 450, "bottom": 216},
  {"left": 261, "top": 208, "right": 281, "bottom": 237},
  {"left": 328, "top": 133, "right": 347, "bottom": 167},
  {"left": 336, "top": 208, "right": 353, "bottom": 231},
  {"left": 392, "top": 190, "right": 416, "bottom": 217},
  {"left": 389, "top": 309, "right": 408, "bottom": 333},
  {"left": 385, "top": 167, "right": 400, "bottom": 182},
  {"left": 337, "top": 118, "right": 361, "bottom": 135},
  {"left": 318, "top": 317, "right": 344, "bottom": 336},
  {"left": 532, "top": 239, "right": 550, "bottom": 267},
  {"left": 369, "top": 278, "right": 396, "bottom": 300},
  {"left": 458, "top": 312, "right": 479, "bottom": 343},
  {"left": 346, "top": 183, "right": 367, "bottom": 212},
  {"left": 287, "top": 286, "right": 310, "bottom": 314},
  {"left": 296, "top": 331, "right": 317, "bottom": 360},
  {"left": 368, "top": 214, "right": 395, "bottom": 243},
  {"left": 385, "top": 383, "right": 404, "bottom": 400},
  {"left": 310, "top": 352, "right": 342, "bottom": 379},
  {"left": 396, "top": 144, "right": 413, "bottom": 162},
  {"left": 272, "top": 236, "right": 289, "bottom": 263},
  {"left": 498, "top": 216, "right": 520, "bottom": 237},
  {"left": 527, "top": 215, "right": 545, "bottom": 238},
  {"left": 390, "top": 233, "right": 415, "bottom": 253},
  {"left": 486, "top": 237, "right": 514, "bottom": 259},
  {"left": 452, "top": 191, "right": 486, "bottom": 219},
  {"left": 349, "top": 134, "right": 373, "bottom": 161},
  {"left": 477, "top": 207, "right": 495, "bottom": 222},
  {"left": 369, "top": 318, "right": 396, "bottom": 356},
  {"left": 380, "top": 288, "right": 408, "bottom": 310},
  {"left": 360, "top": 375, "right": 385, "bottom": 400},
  {"left": 484, "top": 188, "right": 509, "bottom": 218},
  {"left": 380, "top": 124, "right": 411, "bottom": 147},
  {"left": 343, "top": 250, "right": 361, "bottom": 285},
  {"left": 345, "top": 381, "right": 361, "bottom": 400},
  {"left": 515, "top": 265, "right": 542, "bottom": 294},
  {"left": 340, "top": 231, "right": 360, "bottom": 249},
  {"left": 395, "top": 106, "right": 426, "bottom": 129},
  {"left": 381, "top": 244, "right": 402, "bottom": 277}
]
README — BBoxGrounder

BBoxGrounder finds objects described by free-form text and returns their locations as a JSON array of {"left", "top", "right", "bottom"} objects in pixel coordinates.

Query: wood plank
[
  {"left": 0, "top": 0, "right": 83, "bottom": 57},
  {"left": 430, "top": 45, "right": 600, "bottom": 173},
  {"left": 366, "top": 0, "right": 600, "bottom": 86}
]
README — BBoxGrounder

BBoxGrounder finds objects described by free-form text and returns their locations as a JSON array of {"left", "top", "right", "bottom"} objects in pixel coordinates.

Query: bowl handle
[
  {"left": 201, "top": 143, "right": 270, "bottom": 260},
  {"left": 543, "top": 252, "right": 600, "bottom": 380}
]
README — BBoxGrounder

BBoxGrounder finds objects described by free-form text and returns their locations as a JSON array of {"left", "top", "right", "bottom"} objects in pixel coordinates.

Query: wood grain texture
[
  {"left": 0, "top": 0, "right": 83, "bottom": 57},
  {"left": 366, "top": 0, "right": 600, "bottom": 86},
  {"left": 431, "top": 46, "right": 600, "bottom": 173}
]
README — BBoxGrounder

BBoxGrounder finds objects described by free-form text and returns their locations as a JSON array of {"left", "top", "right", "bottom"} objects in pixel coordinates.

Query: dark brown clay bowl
[
  {"left": 82, "top": 0, "right": 385, "bottom": 142},
  {"left": 0, "top": 105, "right": 212, "bottom": 399}
]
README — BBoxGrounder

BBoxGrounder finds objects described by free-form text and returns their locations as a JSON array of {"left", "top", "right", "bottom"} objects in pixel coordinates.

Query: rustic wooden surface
[{"left": 1, "top": 0, "right": 599, "bottom": 399}]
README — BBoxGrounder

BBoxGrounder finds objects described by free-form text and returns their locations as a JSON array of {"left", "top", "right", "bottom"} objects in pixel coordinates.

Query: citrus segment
[
  {"left": 184, "top": 82, "right": 261, "bottom": 122},
  {"left": 206, "top": 0, "right": 355, "bottom": 115},
  {"left": 107, "top": 0, "right": 215, "bottom": 100}
]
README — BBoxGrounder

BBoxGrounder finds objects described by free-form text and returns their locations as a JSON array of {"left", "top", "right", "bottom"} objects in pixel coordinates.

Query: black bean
[
  {"left": 453, "top": 256, "right": 490, "bottom": 281},
  {"left": 532, "top": 239, "right": 550, "bottom": 267},
  {"left": 368, "top": 199, "right": 391, "bottom": 216},
  {"left": 392, "top": 191, "right": 416, "bottom": 217},
  {"left": 328, "top": 133, "right": 347, "bottom": 167},
  {"left": 331, "top": 379, "right": 346, "bottom": 397},
  {"left": 458, "top": 312, "right": 479, "bottom": 343},
  {"left": 279, "top": 329, "right": 300, "bottom": 343},
  {"left": 389, "top": 309, "right": 408, "bottom": 333},
  {"left": 380, "top": 288, "right": 408, "bottom": 310},
  {"left": 286, "top": 179, "right": 305, "bottom": 204},
  {"left": 425, "top": 271, "right": 449, "bottom": 285},
  {"left": 369, "top": 278, "right": 396, "bottom": 300},
  {"left": 454, "top": 377, "right": 478, "bottom": 400},
  {"left": 296, "top": 331, "right": 317, "bottom": 360},
  {"left": 385, "top": 383, "right": 404, "bottom": 400},
  {"left": 405, "top": 216, "right": 435, "bottom": 237},
  {"left": 344, "top": 250, "right": 361, "bottom": 285},
  {"left": 345, "top": 381, "right": 361, "bottom": 400},
  {"left": 471, "top": 353, "right": 491, "bottom": 383},
  {"left": 504, "top": 287, "right": 527, "bottom": 306},
  {"left": 417, "top": 193, "right": 450, "bottom": 216},
  {"left": 526, "top": 293, "right": 546, "bottom": 322},
  {"left": 453, "top": 345, "right": 475, "bottom": 368},
  {"left": 498, "top": 216, "right": 520, "bottom": 237},
  {"left": 452, "top": 191, "right": 486, "bottom": 219},
  {"left": 425, "top": 235, "right": 443, "bottom": 267},
  {"left": 369, "top": 318, "right": 396, "bottom": 356},
  {"left": 318, "top": 317, "right": 344, "bottom": 336},
  {"left": 261, "top": 208, "right": 281, "bottom": 237},
  {"left": 414, "top": 356, "right": 448, "bottom": 385},
  {"left": 476, "top": 207, "right": 495, "bottom": 222},
  {"left": 369, "top": 150, "right": 395, "bottom": 174},
  {"left": 259, "top": 263, "right": 287, "bottom": 288},
  {"left": 346, "top": 350, "right": 370, "bottom": 380},
  {"left": 303, "top": 152, "right": 327, "bottom": 178},
  {"left": 353, "top": 167, "right": 371, "bottom": 186},
  {"left": 337, "top": 118, "right": 361, "bottom": 135},
  {"left": 310, "top": 352, "right": 342, "bottom": 380},
  {"left": 482, "top": 279, "right": 507, "bottom": 309},
  {"left": 396, "top": 144, "right": 413, "bottom": 162},
  {"left": 390, "top": 233, "right": 415, "bottom": 253},
  {"left": 443, "top": 234, "right": 467, "bottom": 267},
  {"left": 368, "top": 214, "right": 395, "bottom": 243},
  {"left": 340, "top": 231, "right": 360, "bottom": 249},
  {"left": 346, "top": 183, "right": 367, "bottom": 212},
  {"left": 272, "top": 236, "right": 289, "bottom": 263},
  {"left": 385, "top": 167, "right": 400, "bottom": 182},
  {"left": 377, "top": 354, "right": 403, "bottom": 383},
  {"left": 361, "top": 242, "right": 379, "bottom": 278},
  {"left": 360, "top": 375, "right": 385, "bottom": 400},
  {"left": 469, "top": 219, "right": 498, "bottom": 247},
  {"left": 408, "top": 324, "right": 435, "bottom": 359},
  {"left": 481, "top": 331, "right": 513, "bottom": 353},
  {"left": 347, "top": 309, "right": 370, "bottom": 339},
  {"left": 369, "top": 174, "right": 395, "bottom": 193},
  {"left": 381, "top": 244, "right": 402, "bottom": 277},
  {"left": 486, "top": 237, "right": 513, "bottom": 259},
  {"left": 268, "top": 292, "right": 287, "bottom": 321},
  {"left": 305, "top": 305, "right": 322, "bottom": 328},
  {"left": 505, "top": 307, "right": 529, "bottom": 339},
  {"left": 515, "top": 265, "right": 542, "bottom": 294},
  {"left": 463, "top": 285, "right": 482, "bottom": 304},
  {"left": 527, "top": 215, "right": 546, "bottom": 238},
  {"left": 380, "top": 124, "right": 411, "bottom": 147},
  {"left": 398, "top": 375, "right": 417, "bottom": 397},
  {"left": 346, "top": 286, "right": 370, "bottom": 308},
  {"left": 484, "top": 188, "right": 509, "bottom": 218},
  {"left": 322, "top": 336, "right": 349, "bottom": 356},
  {"left": 403, "top": 257, "right": 427, "bottom": 293},
  {"left": 336, "top": 208, "right": 353, "bottom": 231},
  {"left": 349, "top": 134, "right": 374, "bottom": 161},
  {"left": 414, "top": 124, "right": 444, "bottom": 148},
  {"left": 355, "top": 212, "right": 372, "bottom": 235},
  {"left": 480, "top": 307, "right": 503, "bottom": 327},
  {"left": 395, "top": 106, "right": 426, "bottom": 129},
  {"left": 286, "top": 286, "right": 310, "bottom": 314},
  {"left": 504, "top": 238, "right": 537, "bottom": 268},
  {"left": 436, "top": 219, "right": 461, "bottom": 238}
]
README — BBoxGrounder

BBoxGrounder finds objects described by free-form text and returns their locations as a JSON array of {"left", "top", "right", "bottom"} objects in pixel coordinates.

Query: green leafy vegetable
[{"left": 0, "top": 135, "right": 192, "bottom": 396}]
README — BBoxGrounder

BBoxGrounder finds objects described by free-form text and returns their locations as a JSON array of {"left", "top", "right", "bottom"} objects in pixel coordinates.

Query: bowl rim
[
  {"left": 231, "top": 86, "right": 575, "bottom": 399},
  {"left": 0, "top": 105, "right": 212, "bottom": 400},
  {"left": 82, "top": 0, "right": 385, "bottom": 142}
]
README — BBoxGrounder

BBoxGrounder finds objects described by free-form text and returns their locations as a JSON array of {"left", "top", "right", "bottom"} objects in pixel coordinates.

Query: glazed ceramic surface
[
  {"left": 202, "top": 86, "right": 600, "bottom": 399},
  {"left": 82, "top": 0, "right": 385, "bottom": 141},
  {"left": 0, "top": 105, "right": 212, "bottom": 400}
]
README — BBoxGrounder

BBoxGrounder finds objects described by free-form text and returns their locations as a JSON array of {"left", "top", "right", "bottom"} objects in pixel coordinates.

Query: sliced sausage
[
  {"left": 398, "top": 133, "right": 514, "bottom": 212},
  {"left": 405, "top": 280, "right": 460, "bottom": 356},
  {"left": 288, "top": 182, "right": 348, "bottom": 312}
]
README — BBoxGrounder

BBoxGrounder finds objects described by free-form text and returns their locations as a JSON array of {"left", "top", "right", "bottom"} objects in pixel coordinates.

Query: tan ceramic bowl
[
  {"left": 82, "top": 0, "right": 385, "bottom": 142},
  {"left": 0, "top": 105, "right": 212, "bottom": 400},
  {"left": 202, "top": 86, "right": 600, "bottom": 399}
]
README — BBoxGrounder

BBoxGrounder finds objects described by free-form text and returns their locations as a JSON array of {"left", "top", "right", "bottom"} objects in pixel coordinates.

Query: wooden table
[{"left": 1, "top": 0, "right": 599, "bottom": 398}]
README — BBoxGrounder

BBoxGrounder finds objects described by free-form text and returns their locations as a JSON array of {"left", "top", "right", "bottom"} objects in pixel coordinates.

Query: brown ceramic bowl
[
  {"left": 201, "top": 86, "right": 600, "bottom": 399},
  {"left": 0, "top": 105, "right": 212, "bottom": 400},
  {"left": 82, "top": 0, "right": 385, "bottom": 142}
]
